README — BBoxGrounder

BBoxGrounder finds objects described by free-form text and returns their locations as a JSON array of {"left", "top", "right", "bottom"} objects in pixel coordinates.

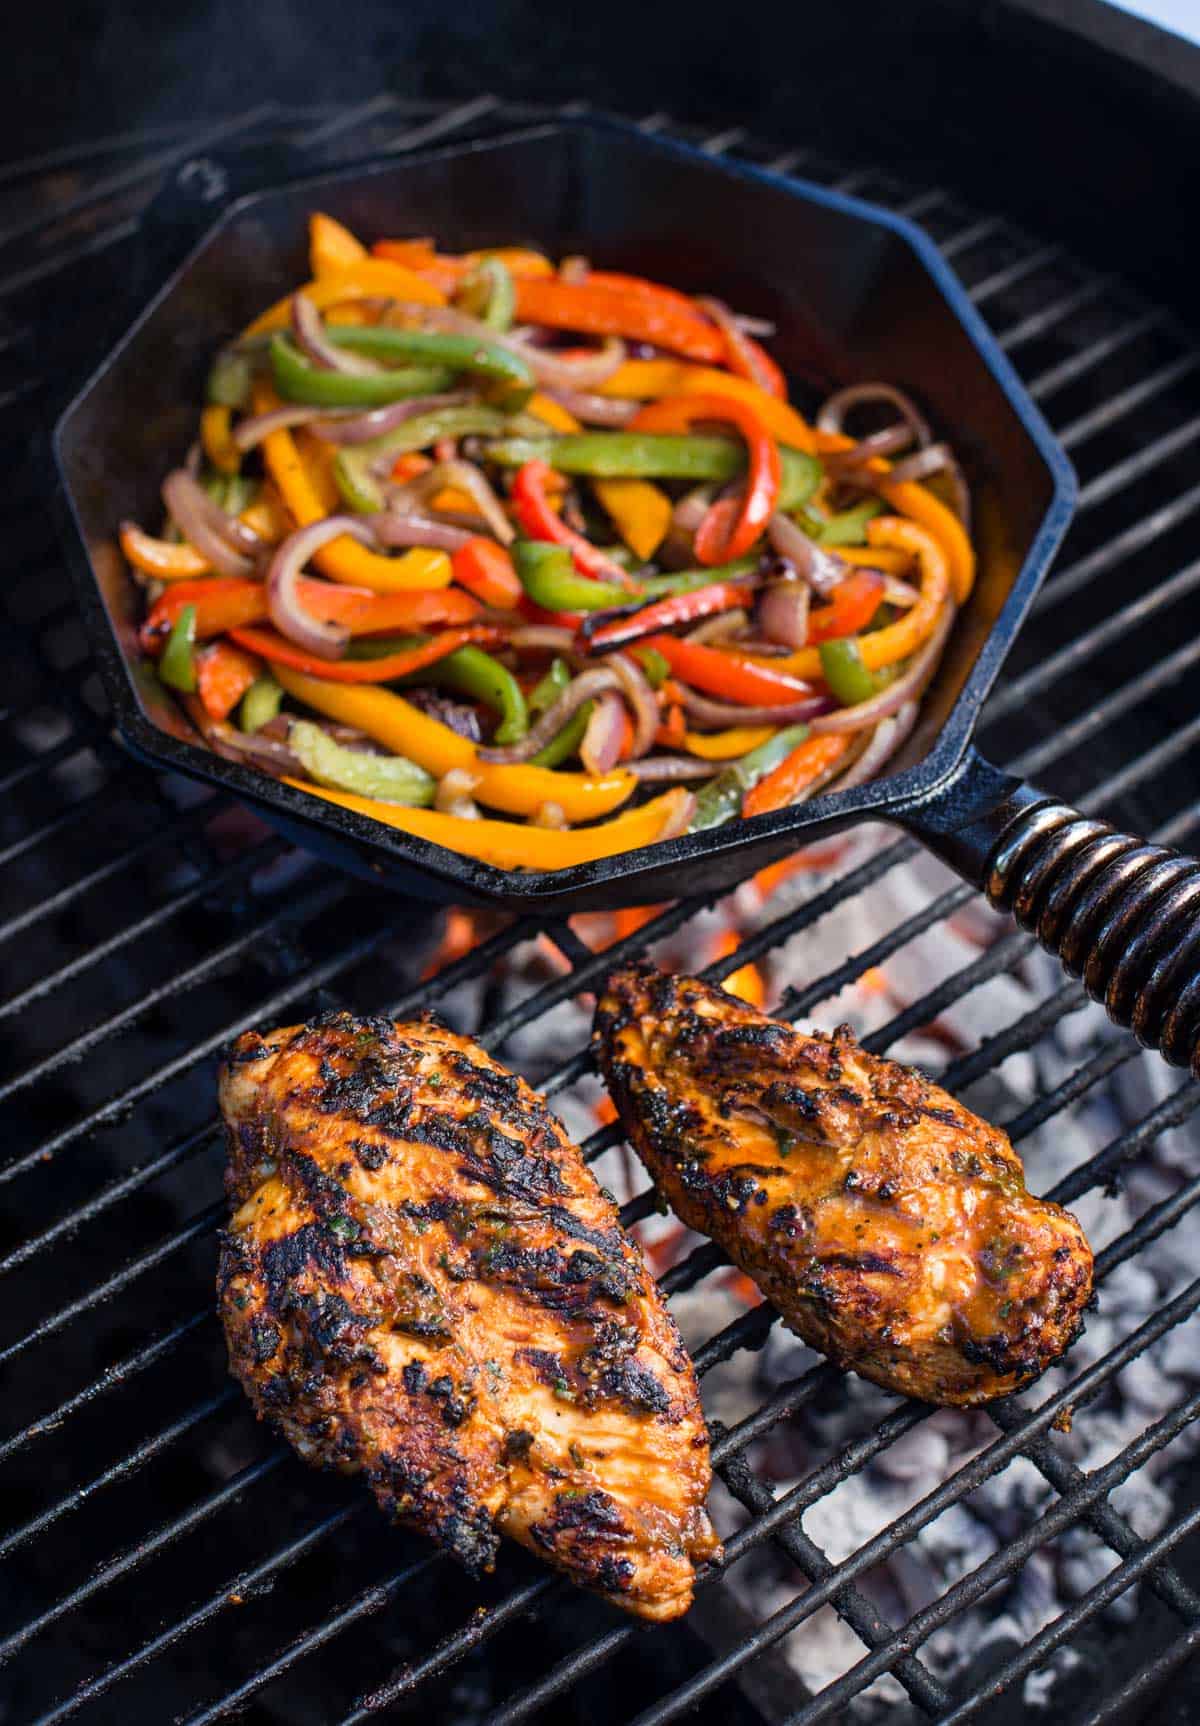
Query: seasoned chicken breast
[
  {"left": 594, "top": 966, "right": 1093, "bottom": 1406},
  {"left": 218, "top": 1010, "right": 719, "bottom": 1620}
]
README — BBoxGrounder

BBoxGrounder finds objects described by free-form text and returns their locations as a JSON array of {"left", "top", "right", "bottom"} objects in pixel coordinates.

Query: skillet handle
[{"left": 900, "top": 749, "right": 1200, "bottom": 1075}]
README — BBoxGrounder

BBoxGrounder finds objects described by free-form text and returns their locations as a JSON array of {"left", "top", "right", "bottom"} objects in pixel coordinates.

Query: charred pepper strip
[
  {"left": 227, "top": 623, "right": 502, "bottom": 684},
  {"left": 414, "top": 645, "right": 529, "bottom": 745},
  {"left": 689, "top": 725, "right": 811, "bottom": 830},
  {"left": 642, "top": 634, "right": 817, "bottom": 707},
  {"left": 586, "top": 581, "right": 751, "bottom": 650}
]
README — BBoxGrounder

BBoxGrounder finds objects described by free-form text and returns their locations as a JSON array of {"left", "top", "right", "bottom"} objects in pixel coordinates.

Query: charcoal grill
[{"left": 6, "top": 71, "right": 1200, "bottom": 1726}]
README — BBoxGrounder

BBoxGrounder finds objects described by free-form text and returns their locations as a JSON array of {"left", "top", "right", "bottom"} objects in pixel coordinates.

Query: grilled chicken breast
[
  {"left": 594, "top": 966, "right": 1093, "bottom": 1406},
  {"left": 218, "top": 1010, "right": 719, "bottom": 1620}
]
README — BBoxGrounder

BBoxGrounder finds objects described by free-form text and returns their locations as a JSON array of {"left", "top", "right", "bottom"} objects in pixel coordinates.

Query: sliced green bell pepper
[
  {"left": 639, "top": 555, "right": 760, "bottom": 598},
  {"left": 239, "top": 673, "right": 283, "bottom": 733},
  {"left": 513, "top": 540, "right": 632, "bottom": 612},
  {"left": 816, "top": 499, "right": 884, "bottom": 547},
  {"left": 632, "top": 646, "right": 670, "bottom": 688},
  {"left": 532, "top": 699, "right": 594, "bottom": 768},
  {"left": 819, "top": 638, "right": 878, "bottom": 706},
  {"left": 325, "top": 323, "right": 533, "bottom": 410},
  {"left": 482, "top": 434, "right": 821, "bottom": 509},
  {"left": 158, "top": 604, "right": 198, "bottom": 693},
  {"left": 333, "top": 404, "right": 516, "bottom": 513},
  {"left": 689, "top": 724, "right": 811, "bottom": 831},
  {"left": 271, "top": 334, "right": 457, "bottom": 409},
  {"left": 456, "top": 256, "right": 516, "bottom": 332},
  {"left": 529, "top": 657, "right": 571, "bottom": 715},
  {"left": 289, "top": 720, "right": 435, "bottom": 805},
  {"left": 420, "top": 645, "right": 528, "bottom": 745},
  {"left": 206, "top": 348, "right": 253, "bottom": 409}
]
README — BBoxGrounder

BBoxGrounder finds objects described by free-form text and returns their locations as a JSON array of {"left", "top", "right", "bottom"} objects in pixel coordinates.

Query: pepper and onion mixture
[{"left": 125, "top": 213, "right": 974, "bottom": 872}]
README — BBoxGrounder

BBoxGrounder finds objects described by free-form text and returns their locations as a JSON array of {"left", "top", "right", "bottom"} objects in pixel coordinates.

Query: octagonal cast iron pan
[{"left": 51, "top": 116, "right": 1200, "bottom": 1078}]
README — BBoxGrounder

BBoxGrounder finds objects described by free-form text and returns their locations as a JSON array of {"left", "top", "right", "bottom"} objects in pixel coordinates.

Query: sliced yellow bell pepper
[
  {"left": 593, "top": 478, "right": 672, "bottom": 561},
  {"left": 273, "top": 668, "right": 636, "bottom": 823},
  {"left": 253, "top": 384, "right": 451, "bottom": 593},
  {"left": 600, "top": 361, "right": 816, "bottom": 452},
  {"left": 877, "top": 479, "right": 974, "bottom": 603},
  {"left": 683, "top": 725, "right": 775, "bottom": 760},
  {"left": 283, "top": 780, "right": 687, "bottom": 871},
  {"left": 244, "top": 260, "right": 445, "bottom": 338},
  {"left": 527, "top": 393, "right": 583, "bottom": 434},
  {"left": 309, "top": 212, "right": 367, "bottom": 277},
  {"left": 200, "top": 404, "right": 240, "bottom": 474},
  {"left": 753, "top": 516, "right": 951, "bottom": 681},
  {"left": 835, "top": 545, "right": 914, "bottom": 575}
]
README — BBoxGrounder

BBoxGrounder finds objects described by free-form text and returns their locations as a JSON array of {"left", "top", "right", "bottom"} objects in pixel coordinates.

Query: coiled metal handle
[
  {"left": 982, "top": 799, "right": 1200, "bottom": 1072},
  {"left": 902, "top": 751, "right": 1200, "bottom": 1077}
]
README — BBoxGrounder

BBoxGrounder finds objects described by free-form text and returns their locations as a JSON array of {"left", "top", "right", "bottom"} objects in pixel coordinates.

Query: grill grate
[{"left": 4, "top": 93, "right": 1200, "bottom": 1726}]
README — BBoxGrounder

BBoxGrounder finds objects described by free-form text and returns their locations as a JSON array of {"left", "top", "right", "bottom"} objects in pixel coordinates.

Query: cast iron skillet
[{"left": 52, "top": 117, "right": 1200, "bottom": 1077}]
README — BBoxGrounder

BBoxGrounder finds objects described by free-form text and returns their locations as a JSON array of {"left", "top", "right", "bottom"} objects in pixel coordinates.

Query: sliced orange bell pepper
[
  {"left": 527, "top": 392, "right": 583, "bottom": 434},
  {"left": 272, "top": 667, "right": 635, "bottom": 823},
  {"left": 806, "top": 570, "right": 886, "bottom": 644},
  {"left": 451, "top": 538, "right": 523, "bottom": 609},
  {"left": 244, "top": 260, "right": 445, "bottom": 338},
  {"left": 200, "top": 404, "right": 240, "bottom": 474},
  {"left": 599, "top": 360, "right": 816, "bottom": 452},
  {"left": 742, "top": 733, "right": 851, "bottom": 819},
  {"left": 228, "top": 624, "right": 500, "bottom": 684},
  {"left": 120, "top": 522, "right": 210, "bottom": 580},
  {"left": 629, "top": 394, "right": 780, "bottom": 563},
  {"left": 309, "top": 212, "right": 367, "bottom": 277},
  {"left": 253, "top": 384, "right": 452, "bottom": 594},
  {"left": 593, "top": 478, "right": 672, "bottom": 561},
  {"left": 284, "top": 780, "right": 688, "bottom": 871},
  {"left": 142, "top": 577, "right": 481, "bottom": 648},
  {"left": 752, "top": 516, "right": 951, "bottom": 681},
  {"left": 513, "top": 278, "right": 725, "bottom": 364},
  {"left": 682, "top": 726, "right": 775, "bottom": 760},
  {"left": 197, "top": 640, "right": 261, "bottom": 723},
  {"left": 371, "top": 242, "right": 554, "bottom": 296}
]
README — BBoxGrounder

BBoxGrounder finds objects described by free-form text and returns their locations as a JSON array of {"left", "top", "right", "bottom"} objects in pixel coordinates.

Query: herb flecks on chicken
[
  {"left": 593, "top": 965, "right": 1093, "bottom": 1406},
  {"left": 218, "top": 1010, "right": 719, "bottom": 1620}
]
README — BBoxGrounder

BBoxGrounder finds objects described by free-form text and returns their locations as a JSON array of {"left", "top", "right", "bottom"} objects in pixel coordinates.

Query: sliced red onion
[
  {"left": 477, "top": 667, "right": 620, "bottom": 764},
  {"left": 817, "top": 382, "right": 932, "bottom": 447},
  {"left": 766, "top": 514, "right": 847, "bottom": 597},
  {"left": 886, "top": 442, "right": 971, "bottom": 526},
  {"left": 559, "top": 255, "right": 590, "bottom": 284},
  {"left": 678, "top": 685, "right": 832, "bottom": 728},
  {"left": 162, "top": 469, "right": 260, "bottom": 578},
  {"left": 656, "top": 789, "right": 697, "bottom": 842},
  {"left": 234, "top": 403, "right": 354, "bottom": 451},
  {"left": 309, "top": 391, "right": 472, "bottom": 446},
  {"left": 183, "top": 696, "right": 299, "bottom": 778},
  {"left": 811, "top": 603, "right": 956, "bottom": 733},
  {"left": 686, "top": 608, "right": 750, "bottom": 645},
  {"left": 732, "top": 312, "right": 775, "bottom": 337},
  {"left": 757, "top": 581, "right": 810, "bottom": 648},
  {"left": 695, "top": 296, "right": 777, "bottom": 395},
  {"left": 543, "top": 386, "right": 639, "bottom": 427},
  {"left": 581, "top": 690, "right": 627, "bottom": 774},
  {"left": 291, "top": 293, "right": 380, "bottom": 376},
  {"left": 824, "top": 702, "right": 920, "bottom": 791},
  {"left": 629, "top": 755, "right": 720, "bottom": 782},
  {"left": 266, "top": 517, "right": 379, "bottom": 659},
  {"left": 434, "top": 768, "right": 482, "bottom": 819},
  {"left": 506, "top": 330, "right": 627, "bottom": 390},
  {"left": 426, "top": 459, "right": 514, "bottom": 544},
  {"left": 509, "top": 626, "right": 580, "bottom": 658},
  {"left": 368, "top": 512, "right": 473, "bottom": 554},
  {"left": 604, "top": 651, "right": 658, "bottom": 760},
  {"left": 883, "top": 577, "right": 920, "bottom": 609},
  {"left": 822, "top": 423, "right": 915, "bottom": 469}
]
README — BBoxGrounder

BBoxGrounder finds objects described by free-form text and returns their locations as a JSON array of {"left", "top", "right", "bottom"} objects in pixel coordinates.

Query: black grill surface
[{"left": 3, "top": 97, "right": 1200, "bottom": 1726}]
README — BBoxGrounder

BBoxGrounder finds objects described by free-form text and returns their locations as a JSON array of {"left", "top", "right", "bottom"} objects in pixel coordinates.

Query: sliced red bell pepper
[
  {"left": 197, "top": 640, "right": 262, "bottom": 723},
  {"left": 585, "top": 581, "right": 750, "bottom": 650},
  {"left": 227, "top": 624, "right": 502, "bottom": 684},
  {"left": 141, "top": 578, "right": 482, "bottom": 652},
  {"left": 641, "top": 633, "right": 816, "bottom": 707},
  {"left": 451, "top": 537, "right": 523, "bottom": 609},
  {"left": 512, "top": 278, "right": 725, "bottom": 364},
  {"left": 806, "top": 570, "right": 887, "bottom": 643},
  {"left": 719, "top": 323, "right": 786, "bottom": 399},
  {"left": 510, "top": 460, "right": 635, "bottom": 586},
  {"left": 741, "top": 733, "right": 851, "bottom": 818},
  {"left": 627, "top": 394, "right": 780, "bottom": 565}
]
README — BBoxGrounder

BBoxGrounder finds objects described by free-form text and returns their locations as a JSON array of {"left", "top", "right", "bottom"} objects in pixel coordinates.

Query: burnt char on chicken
[
  {"left": 594, "top": 965, "right": 1093, "bottom": 1406},
  {"left": 217, "top": 1010, "right": 720, "bottom": 1621}
]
